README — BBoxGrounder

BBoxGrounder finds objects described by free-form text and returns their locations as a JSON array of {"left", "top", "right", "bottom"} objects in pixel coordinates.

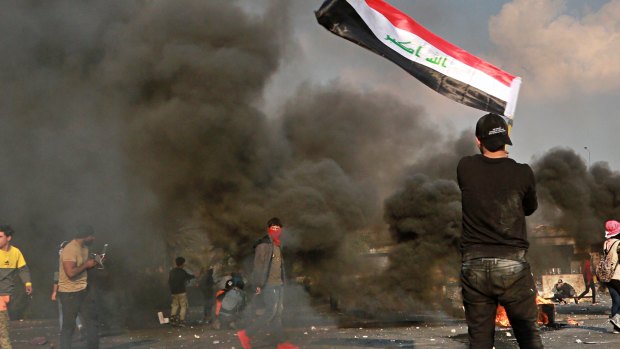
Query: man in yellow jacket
[{"left": 0, "top": 225, "right": 32, "bottom": 349}]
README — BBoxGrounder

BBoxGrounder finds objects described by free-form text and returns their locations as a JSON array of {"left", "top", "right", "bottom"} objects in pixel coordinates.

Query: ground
[{"left": 8, "top": 297, "right": 620, "bottom": 348}]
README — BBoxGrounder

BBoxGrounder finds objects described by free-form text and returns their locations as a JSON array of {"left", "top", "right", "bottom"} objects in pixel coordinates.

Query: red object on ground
[
  {"left": 277, "top": 342, "right": 300, "bottom": 349},
  {"left": 237, "top": 330, "right": 252, "bottom": 349}
]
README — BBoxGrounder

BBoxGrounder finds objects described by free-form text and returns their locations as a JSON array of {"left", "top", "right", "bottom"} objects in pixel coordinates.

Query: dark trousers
[
  {"left": 203, "top": 291, "right": 214, "bottom": 320},
  {"left": 58, "top": 289, "right": 99, "bottom": 349},
  {"left": 577, "top": 280, "right": 596, "bottom": 303},
  {"left": 608, "top": 280, "right": 620, "bottom": 317},
  {"left": 246, "top": 286, "right": 284, "bottom": 342},
  {"left": 461, "top": 258, "right": 544, "bottom": 349}
]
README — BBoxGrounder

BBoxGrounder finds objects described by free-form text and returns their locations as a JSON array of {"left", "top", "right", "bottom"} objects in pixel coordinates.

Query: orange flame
[
  {"left": 496, "top": 296, "right": 554, "bottom": 327},
  {"left": 495, "top": 305, "right": 510, "bottom": 327}
]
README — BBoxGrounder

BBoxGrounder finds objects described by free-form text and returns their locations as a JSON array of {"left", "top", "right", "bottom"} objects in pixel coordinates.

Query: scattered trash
[
  {"left": 213, "top": 340, "right": 220, "bottom": 344},
  {"left": 575, "top": 339, "right": 582, "bottom": 343},
  {"left": 157, "top": 312, "right": 169, "bottom": 324},
  {"left": 506, "top": 332, "right": 512, "bottom": 337},
  {"left": 194, "top": 334, "right": 200, "bottom": 339},
  {"left": 451, "top": 329, "right": 456, "bottom": 333}
]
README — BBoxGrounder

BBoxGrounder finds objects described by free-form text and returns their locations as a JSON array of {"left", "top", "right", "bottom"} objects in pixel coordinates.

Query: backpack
[
  {"left": 596, "top": 240, "right": 620, "bottom": 283},
  {"left": 220, "top": 288, "right": 245, "bottom": 314}
]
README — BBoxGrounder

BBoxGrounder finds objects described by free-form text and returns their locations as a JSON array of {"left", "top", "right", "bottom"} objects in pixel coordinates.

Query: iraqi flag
[{"left": 315, "top": 0, "right": 521, "bottom": 119}]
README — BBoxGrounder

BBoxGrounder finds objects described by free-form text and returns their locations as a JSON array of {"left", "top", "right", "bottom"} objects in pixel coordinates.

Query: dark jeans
[
  {"left": 577, "top": 280, "right": 596, "bottom": 303},
  {"left": 246, "top": 286, "right": 284, "bottom": 342},
  {"left": 607, "top": 280, "right": 620, "bottom": 317},
  {"left": 58, "top": 288, "right": 99, "bottom": 349},
  {"left": 461, "top": 258, "right": 543, "bottom": 349}
]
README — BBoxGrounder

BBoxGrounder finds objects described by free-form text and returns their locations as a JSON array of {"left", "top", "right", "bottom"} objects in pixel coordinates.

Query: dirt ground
[{"left": 8, "top": 297, "right": 620, "bottom": 349}]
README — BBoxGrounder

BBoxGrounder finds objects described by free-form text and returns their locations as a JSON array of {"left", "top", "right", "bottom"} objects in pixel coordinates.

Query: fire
[
  {"left": 538, "top": 310, "right": 549, "bottom": 325},
  {"left": 536, "top": 296, "right": 554, "bottom": 325},
  {"left": 495, "top": 305, "right": 510, "bottom": 327},
  {"left": 536, "top": 295, "right": 553, "bottom": 304},
  {"left": 495, "top": 296, "right": 555, "bottom": 327}
]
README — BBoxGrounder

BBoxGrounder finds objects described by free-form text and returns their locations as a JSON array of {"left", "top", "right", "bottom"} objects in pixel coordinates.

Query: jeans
[
  {"left": 246, "top": 286, "right": 284, "bottom": 342},
  {"left": 58, "top": 288, "right": 99, "bottom": 349},
  {"left": 58, "top": 298, "right": 83, "bottom": 331},
  {"left": 461, "top": 258, "right": 543, "bottom": 349},
  {"left": 607, "top": 280, "right": 620, "bottom": 317}
]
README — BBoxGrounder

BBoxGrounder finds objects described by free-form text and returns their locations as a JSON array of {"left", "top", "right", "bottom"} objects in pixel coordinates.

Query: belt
[{"left": 462, "top": 249, "right": 527, "bottom": 262}]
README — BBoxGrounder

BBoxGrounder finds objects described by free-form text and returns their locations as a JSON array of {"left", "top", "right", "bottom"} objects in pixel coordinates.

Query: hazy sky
[{"left": 258, "top": 0, "right": 619, "bottom": 169}]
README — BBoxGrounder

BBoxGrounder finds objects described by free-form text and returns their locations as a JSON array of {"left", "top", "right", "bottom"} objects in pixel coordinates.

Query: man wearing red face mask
[{"left": 237, "top": 218, "right": 298, "bottom": 349}]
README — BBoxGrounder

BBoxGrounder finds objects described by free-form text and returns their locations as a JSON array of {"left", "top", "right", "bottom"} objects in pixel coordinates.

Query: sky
[{"left": 259, "top": 0, "right": 620, "bottom": 169}]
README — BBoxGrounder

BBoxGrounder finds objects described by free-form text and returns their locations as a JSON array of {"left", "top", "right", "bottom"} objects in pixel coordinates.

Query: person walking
[
  {"left": 576, "top": 252, "right": 596, "bottom": 304},
  {"left": 237, "top": 217, "right": 298, "bottom": 349},
  {"left": 602, "top": 220, "right": 620, "bottom": 333},
  {"left": 168, "top": 257, "right": 195, "bottom": 326},
  {"left": 58, "top": 225, "right": 99, "bottom": 349},
  {"left": 457, "top": 113, "right": 543, "bottom": 349},
  {"left": 0, "top": 225, "right": 32, "bottom": 349}
]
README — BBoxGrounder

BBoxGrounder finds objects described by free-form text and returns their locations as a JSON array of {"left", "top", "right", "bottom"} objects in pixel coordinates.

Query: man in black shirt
[
  {"left": 168, "top": 257, "right": 195, "bottom": 326},
  {"left": 457, "top": 113, "right": 543, "bottom": 349}
]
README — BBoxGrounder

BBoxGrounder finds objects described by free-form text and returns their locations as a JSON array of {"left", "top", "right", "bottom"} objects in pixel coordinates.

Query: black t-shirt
[
  {"left": 457, "top": 154, "right": 537, "bottom": 258},
  {"left": 169, "top": 267, "right": 195, "bottom": 295}
]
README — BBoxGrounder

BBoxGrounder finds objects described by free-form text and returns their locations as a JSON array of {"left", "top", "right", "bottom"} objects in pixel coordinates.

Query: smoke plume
[{"left": 532, "top": 147, "right": 620, "bottom": 246}]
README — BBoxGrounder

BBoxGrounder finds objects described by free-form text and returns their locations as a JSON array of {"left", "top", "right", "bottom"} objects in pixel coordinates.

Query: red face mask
[{"left": 268, "top": 226, "right": 282, "bottom": 246}]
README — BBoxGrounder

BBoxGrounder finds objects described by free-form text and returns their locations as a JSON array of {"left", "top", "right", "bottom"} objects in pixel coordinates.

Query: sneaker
[
  {"left": 177, "top": 321, "right": 186, "bottom": 328},
  {"left": 610, "top": 314, "right": 620, "bottom": 328}
]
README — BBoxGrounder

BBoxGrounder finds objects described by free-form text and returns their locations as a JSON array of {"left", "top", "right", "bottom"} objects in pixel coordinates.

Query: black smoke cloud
[
  {"left": 277, "top": 83, "right": 441, "bottom": 300},
  {"left": 532, "top": 147, "right": 620, "bottom": 246},
  {"left": 375, "top": 131, "right": 472, "bottom": 311},
  {"left": 0, "top": 0, "right": 445, "bottom": 321},
  {"left": 0, "top": 0, "right": 292, "bottom": 321}
]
